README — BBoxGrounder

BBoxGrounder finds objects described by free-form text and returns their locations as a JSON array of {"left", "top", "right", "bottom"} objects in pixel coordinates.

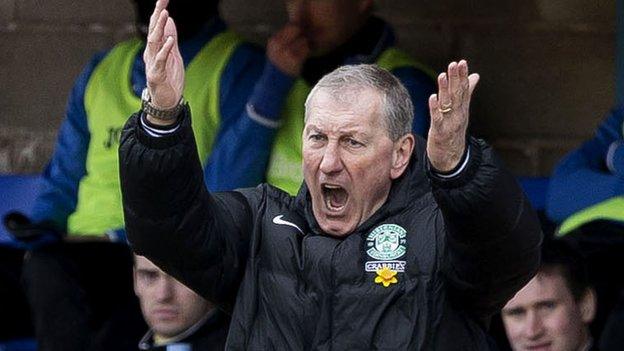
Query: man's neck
[{"left": 152, "top": 309, "right": 215, "bottom": 346}]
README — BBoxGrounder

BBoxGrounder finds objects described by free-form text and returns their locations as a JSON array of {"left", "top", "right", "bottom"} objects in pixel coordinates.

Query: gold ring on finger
[{"left": 439, "top": 104, "right": 453, "bottom": 114}]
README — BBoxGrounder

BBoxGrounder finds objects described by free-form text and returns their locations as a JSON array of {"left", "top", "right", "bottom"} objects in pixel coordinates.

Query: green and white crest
[{"left": 366, "top": 224, "right": 407, "bottom": 260}]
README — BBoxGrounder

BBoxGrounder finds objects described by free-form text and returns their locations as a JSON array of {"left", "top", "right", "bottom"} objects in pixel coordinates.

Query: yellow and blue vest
[{"left": 68, "top": 32, "right": 242, "bottom": 236}]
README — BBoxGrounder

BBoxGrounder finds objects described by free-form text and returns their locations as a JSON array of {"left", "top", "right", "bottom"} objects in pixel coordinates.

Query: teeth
[
  {"left": 323, "top": 184, "right": 341, "bottom": 189},
  {"left": 321, "top": 183, "right": 347, "bottom": 212},
  {"left": 325, "top": 197, "right": 332, "bottom": 209},
  {"left": 325, "top": 197, "right": 344, "bottom": 211}
]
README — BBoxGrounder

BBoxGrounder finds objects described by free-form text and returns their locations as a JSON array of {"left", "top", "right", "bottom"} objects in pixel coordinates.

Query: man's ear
[
  {"left": 579, "top": 288, "right": 597, "bottom": 324},
  {"left": 390, "top": 134, "right": 415, "bottom": 180}
]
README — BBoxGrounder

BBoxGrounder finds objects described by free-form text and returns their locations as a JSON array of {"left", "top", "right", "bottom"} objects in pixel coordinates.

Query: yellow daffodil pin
[{"left": 374, "top": 266, "right": 398, "bottom": 287}]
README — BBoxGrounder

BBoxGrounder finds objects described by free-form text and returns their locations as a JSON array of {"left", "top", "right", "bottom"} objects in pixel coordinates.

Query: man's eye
[
  {"left": 139, "top": 271, "right": 158, "bottom": 282},
  {"left": 503, "top": 309, "right": 524, "bottom": 318},
  {"left": 309, "top": 134, "right": 326, "bottom": 142},
  {"left": 540, "top": 301, "right": 557, "bottom": 311},
  {"left": 346, "top": 138, "right": 364, "bottom": 148}
]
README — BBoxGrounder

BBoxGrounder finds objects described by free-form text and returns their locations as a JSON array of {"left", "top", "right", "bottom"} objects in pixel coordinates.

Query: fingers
[
  {"left": 152, "top": 33, "right": 176, "bottom": 80},
  {"left": 428, "top": 93, "right": 441, "bottom": 122},
  {"left": 447, "top": 61, "right": 460, "bottom": 101},
  {"left": 163, "top": 12, "right": 178, "bottom": 39},
  {"left": 274, "top": 23, "right": 306, "bottom": 46},
  {"left": 282, "top": 24, "right": 303, "bottom": 42},
  {"left": 437, "top": 73, "right": 451, "bottom": 109},
  {"left": 149, "top": 10, "right": 168, "bottom": 45},
  {"left": 430, "top": 60, "right": 479, "bottom": 120},
  {"left": 148, "top": 0, "right": 169, "bottom": 34},
  {"left": 437, "top": 60, "right": 478, "bottom": 109},
  {"left": 468, "top": 73, "right": 480, "bottom": 97},
  {"left": 427, "top": 60, "right": 478, "bottom": 171},
  {"left": 167, "top": 18, "right": 183, "bottom": 69},
  {"left": 145, "top": 9, "right": 169, "bottom": 64},
  {"left": 145, "top": 17, "right": 184, "bottom": 111},
  {"left": 267, "top": 22, "right": 310, "bottom": 76},
  {"left": 458, "top": 60, "right": 470, "bottom": 97}
]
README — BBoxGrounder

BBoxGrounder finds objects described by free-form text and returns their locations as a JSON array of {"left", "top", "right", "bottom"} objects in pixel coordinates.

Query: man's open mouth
[{"left": 321, "top": 184, "right": 349, "bottom": 212}]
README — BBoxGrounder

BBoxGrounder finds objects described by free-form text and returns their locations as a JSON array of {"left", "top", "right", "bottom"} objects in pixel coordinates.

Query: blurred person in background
[
  {"left": 134, "top": 255, "right": 229, "bottom": 351},
  {"left": 212, "top": 0, "right": 437, "bottom": 194}
]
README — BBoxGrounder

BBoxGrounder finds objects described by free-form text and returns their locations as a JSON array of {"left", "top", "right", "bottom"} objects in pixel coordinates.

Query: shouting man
[{"left": 119, "top": 2, "right": 542, "bottom": 349}]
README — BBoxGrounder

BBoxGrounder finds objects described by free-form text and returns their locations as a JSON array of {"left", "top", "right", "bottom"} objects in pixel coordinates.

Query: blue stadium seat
[
  {"left": 0, "top": 175, "right": 41, "bottom": 245},
  {"left": 0, "top": 339, "right": 37, "bottom": 351},
  {"left": 518, "top": 176, "right": 550, "bottom": 211},
  {"left": 0, "top": 176, "right": 40, "bottom": 349}
]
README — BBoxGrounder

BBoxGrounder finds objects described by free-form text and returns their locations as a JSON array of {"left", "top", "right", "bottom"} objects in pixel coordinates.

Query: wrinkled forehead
[
  {"left": 505, "top": 271, "right": 574, "bottom": 310},
  {"left": 305, "top": 85, "right": 383, "bottom": 123}
]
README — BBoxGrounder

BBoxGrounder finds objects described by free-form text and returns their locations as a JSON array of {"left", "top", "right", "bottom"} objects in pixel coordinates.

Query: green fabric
[
  {"left": 557, "top": 197, "right": 624, "bottom": 236},
  {"left": 69, "top": 32, "right": 241, "bottom": 236},
  {"left": 266, "top": 47, "right": 432, "bottom": 195}
]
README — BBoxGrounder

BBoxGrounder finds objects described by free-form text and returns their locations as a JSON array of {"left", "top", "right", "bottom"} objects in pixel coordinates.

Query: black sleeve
[
  {"left": 427, "top": 137, "right": 543, "bottom": 320},
  {"left": 119, "top": 106, "right": 255, "bottom": 309}
]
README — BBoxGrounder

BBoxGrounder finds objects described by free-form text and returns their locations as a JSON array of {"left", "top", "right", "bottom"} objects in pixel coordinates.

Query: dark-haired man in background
[
  {"left": 502, "top": 240, "right": 597, "bottom": 351},
  {"left": 134, "top": 255, "right": 229, "bottom": 351}
]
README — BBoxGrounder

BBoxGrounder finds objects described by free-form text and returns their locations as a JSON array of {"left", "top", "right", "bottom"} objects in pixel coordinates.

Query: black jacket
[
  {"left": 120, "top": 108, "right": 542, "bottom": 350},
  {"left": 138, "top": 309, "right": 229, "bottom": 351}
]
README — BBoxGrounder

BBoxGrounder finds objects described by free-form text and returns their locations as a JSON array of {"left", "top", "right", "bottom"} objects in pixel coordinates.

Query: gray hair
[{"left": 304, "top": 64, "right": 414, "bottom": 141}]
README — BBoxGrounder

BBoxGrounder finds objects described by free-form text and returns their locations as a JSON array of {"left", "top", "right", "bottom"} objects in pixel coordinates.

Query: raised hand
[
  {"left": 427, "top": 60, "right": 480, "bottom": 172},
  {"left": 143, "top": 0, "right": 184, "bottom": 125},
  {"left": 267, "top": 23, "right": 310, "bottom": 77}
]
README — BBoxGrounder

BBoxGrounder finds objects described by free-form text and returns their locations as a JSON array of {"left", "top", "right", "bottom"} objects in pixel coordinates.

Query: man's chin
[
  {"left": 318, "top": 217, "right": 355, "bottom": 237},
  {"left": 153, "top": 323, "right": 186, "bottom": 338}
]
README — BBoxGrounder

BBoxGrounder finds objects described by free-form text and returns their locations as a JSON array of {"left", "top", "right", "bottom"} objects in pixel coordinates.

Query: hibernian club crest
[{"left": 366, "top": 224, "right": 407, "bottom": 260}]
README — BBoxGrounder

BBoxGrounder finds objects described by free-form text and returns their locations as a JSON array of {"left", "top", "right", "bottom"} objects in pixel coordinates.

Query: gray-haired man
[{"left": 118, "top": 3, "right": 542, "bottom": 349}]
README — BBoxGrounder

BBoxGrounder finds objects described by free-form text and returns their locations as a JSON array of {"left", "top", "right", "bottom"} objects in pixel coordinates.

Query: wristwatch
[{"left": 141, "top": 87, "right": 184, "bottom": 121}]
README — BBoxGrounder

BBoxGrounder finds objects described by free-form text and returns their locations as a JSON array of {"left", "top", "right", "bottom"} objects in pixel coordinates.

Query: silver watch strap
[{"left": 141, "top": 97, "right": 185, "bottom": 121}]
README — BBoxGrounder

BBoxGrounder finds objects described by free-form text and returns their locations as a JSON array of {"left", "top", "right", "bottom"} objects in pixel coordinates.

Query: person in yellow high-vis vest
[
  {"left": 17, "top": 1, "right": 265, "bottom": 350},
  {"left": 211, "top": 0, "right": 437, "bottom": 195}
]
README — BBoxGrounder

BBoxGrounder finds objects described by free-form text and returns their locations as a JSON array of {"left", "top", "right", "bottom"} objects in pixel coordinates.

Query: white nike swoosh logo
[{"left": 272, "top": 215, "right": 304, "bottom": 234}]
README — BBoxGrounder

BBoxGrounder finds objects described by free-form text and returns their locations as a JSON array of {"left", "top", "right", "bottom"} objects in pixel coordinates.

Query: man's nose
[
  {"left": 154, "top": 277, "right": 174, "bottom": 301},
  {"left": 524, "top": 311, "right": 545, "bottom": 339},
  {"left": 319, "top": 142, "right": 343, "bottom": 174}
]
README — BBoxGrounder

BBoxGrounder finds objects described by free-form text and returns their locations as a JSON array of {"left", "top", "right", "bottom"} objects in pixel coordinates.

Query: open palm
[{"left": 143, "top": 0, "right": 184, "bottom": 113}]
